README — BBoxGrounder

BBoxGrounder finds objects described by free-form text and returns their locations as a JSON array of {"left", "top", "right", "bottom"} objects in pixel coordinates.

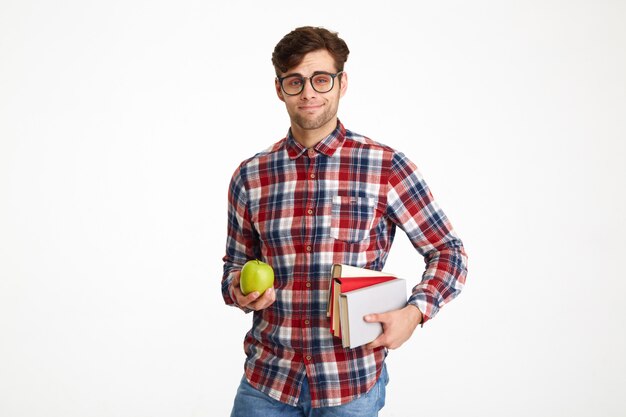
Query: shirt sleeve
[
  {"left": 386, "top": 151, "right": 468, "bottom": 324},
  {"left": 221, "top": 163, "right": 259, "bottom": 311}
]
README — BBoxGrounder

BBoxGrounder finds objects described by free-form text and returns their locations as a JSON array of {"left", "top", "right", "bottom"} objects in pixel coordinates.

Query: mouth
[{"left": 298, "top": 104, "right": 323, "bottom": 112}]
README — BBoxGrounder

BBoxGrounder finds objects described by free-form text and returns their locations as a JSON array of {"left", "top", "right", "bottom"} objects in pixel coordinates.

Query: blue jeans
[{"left": 230, "top": 365, "right": 389, "bottom": 417}]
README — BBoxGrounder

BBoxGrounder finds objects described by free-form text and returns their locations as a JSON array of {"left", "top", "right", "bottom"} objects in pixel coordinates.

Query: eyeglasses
[{"left": 277, "top": 71, "right": 343, "bottom": 96}]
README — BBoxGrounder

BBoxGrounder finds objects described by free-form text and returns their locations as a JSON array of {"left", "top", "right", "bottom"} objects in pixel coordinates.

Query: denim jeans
[{"left": 230, "top": 365, "right": 388, "bottom": 417}]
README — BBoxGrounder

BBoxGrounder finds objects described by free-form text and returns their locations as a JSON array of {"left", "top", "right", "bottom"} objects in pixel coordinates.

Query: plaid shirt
[{"left": 222, "top": 121, "right": 467, "bottom": 408}]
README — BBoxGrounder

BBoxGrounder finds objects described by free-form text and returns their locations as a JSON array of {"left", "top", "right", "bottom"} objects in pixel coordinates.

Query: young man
[{"left": 222, "top": 26, "right": 468, "bottom": 416}]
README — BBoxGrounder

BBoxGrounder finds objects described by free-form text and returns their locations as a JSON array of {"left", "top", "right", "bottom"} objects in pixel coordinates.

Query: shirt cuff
[{"left": 223, "top": 272, "right": 253, "bottom": 314}]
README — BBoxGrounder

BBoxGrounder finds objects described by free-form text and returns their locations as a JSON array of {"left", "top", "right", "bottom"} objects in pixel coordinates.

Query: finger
[
  {"left": 239, "top": 291, "right": 261, "bottom": 308},
  {"left": 364, "top": 312, "right": 386, "bottom": 324},
  {"left": 263, "top": 287, "right": 275, "bottom": 302},
  {"left": 363, "top": 314, "right": 377, "bottom": 323},
  {"left": 249, "top": 287, "right": 275, "bottom": 310},
  {"left": 367, "top": 333, "right": 387, "bottom": 350}
]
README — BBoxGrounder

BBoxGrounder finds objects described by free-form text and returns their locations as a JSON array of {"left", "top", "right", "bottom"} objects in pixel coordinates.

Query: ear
[
  {"left": 275, "top": 78, "right": 285, "bottom": 102},
  {"left": 339, "top": 71, "right": 348, "bottom": 98}
]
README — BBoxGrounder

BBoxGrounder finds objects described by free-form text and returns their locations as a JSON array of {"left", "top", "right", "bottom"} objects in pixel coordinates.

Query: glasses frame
[{"left": 277, "top": 71, "right": 344, "bottom": 96}]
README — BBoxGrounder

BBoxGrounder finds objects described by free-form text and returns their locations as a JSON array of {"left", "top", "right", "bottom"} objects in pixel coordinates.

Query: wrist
[{"left": 405, "top": 304, "right": 423, "bottom": 325}]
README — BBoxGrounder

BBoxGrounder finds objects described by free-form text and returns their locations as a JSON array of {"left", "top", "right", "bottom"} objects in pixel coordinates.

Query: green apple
[{"left": 240, "top": 259, "right": 274, "bottom": 295}]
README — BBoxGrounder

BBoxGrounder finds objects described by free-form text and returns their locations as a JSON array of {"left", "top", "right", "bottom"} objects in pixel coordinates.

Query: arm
[
  {"left": 221, "top": 165, "right": 275, "bottom": 312},
  {"left": 366, "top": 151, "right": 468, "bottom": 349}
]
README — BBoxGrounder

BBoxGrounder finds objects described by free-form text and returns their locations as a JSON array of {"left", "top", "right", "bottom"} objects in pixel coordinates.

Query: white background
[{"left": 1, "top": 1, "right": 625, "bottom": 416}]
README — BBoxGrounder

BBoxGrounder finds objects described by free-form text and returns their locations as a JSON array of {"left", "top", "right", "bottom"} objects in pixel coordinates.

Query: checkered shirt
[{"left": 222, "top": 121, "right": 467, "bottom": 408}]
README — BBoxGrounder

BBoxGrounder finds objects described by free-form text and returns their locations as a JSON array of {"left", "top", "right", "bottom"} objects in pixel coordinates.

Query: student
[{"left": 222, "top": 26, "right": 468, "bottom": 417}]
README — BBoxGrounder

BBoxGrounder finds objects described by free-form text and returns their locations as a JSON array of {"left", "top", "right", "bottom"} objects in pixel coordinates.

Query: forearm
[
  {"left": 386, "top": 152, "right": 468, "bottom": 324},
  {"left": 407, "top": 240, "right": 468, "bottom": 324},
  {"left": 222, "top": 165, "right": 258, "bottom": 310}
]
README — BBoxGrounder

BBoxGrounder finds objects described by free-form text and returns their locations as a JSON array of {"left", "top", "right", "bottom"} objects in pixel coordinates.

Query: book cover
[
  {"left": 327, "top": 264, "right": 397, "bottom": 337},
  {"left": 339, "top": 278, "right": 407, "bottom": 348}
]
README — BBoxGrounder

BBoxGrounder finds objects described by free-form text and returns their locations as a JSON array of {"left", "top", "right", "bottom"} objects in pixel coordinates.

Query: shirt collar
[{"left": 285, "top": 120, "right": 346, "bottom": 160}]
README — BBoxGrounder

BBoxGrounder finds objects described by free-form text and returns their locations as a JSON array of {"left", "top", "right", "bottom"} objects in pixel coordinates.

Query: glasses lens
[
  {"left": 311, "top": 74, "right": 334, "bottom": 93},
  {"left": 281, "top": 76, "right": 304, "bottom": 95}
]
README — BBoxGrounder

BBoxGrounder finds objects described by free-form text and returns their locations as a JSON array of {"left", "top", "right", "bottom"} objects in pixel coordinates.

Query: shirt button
[
  {"left": 307, "top": 209, "right": 313, "bottom": 215},
  {"left": 304, "top": 319, "right": 310, "bottom": 325},
  {"left": 306, "top": 245, "right": 312, "bottom": 252},
  {"left": 309, "top": 173, "right": 315, "bottom": 179},
  {"left": 308, "top": 149, "right": 315, "bottom": 157},
  {"left": 305, "top": 282, "right": 311, "bottom": 288},
  {"left": 305, "top": 355, "right": 312, "bottom": 361}
]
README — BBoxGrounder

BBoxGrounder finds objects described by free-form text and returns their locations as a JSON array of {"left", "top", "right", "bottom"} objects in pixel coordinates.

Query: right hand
[{"left": 230, "top": 271, "right": 276, "bottom": 311}]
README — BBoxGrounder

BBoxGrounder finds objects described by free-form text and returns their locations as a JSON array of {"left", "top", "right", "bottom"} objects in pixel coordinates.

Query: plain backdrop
[{"left": 1, "top": 1, "right": 625, "bottom": 416}]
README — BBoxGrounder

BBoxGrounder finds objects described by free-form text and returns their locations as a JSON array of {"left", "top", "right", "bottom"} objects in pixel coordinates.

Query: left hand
[{"left": 364, "top": 304, "right": 423, "bottom": 350}]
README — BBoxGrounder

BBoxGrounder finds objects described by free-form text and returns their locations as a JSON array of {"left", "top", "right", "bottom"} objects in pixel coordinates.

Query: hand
[
  {"left": 364, "top": 304, "right": 423, "bottom": 350},
  {"left": 230, "top": 271, "right": 276, "bottom": 311}
]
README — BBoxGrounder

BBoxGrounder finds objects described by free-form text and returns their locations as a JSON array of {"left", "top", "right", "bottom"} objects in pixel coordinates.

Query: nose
[{"left": 299, "top": 77, "right": 318, "bottom": 99}]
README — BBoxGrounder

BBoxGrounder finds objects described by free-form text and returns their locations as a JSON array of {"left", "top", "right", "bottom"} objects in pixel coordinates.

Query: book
[
  {"left": 327, "top": 264, "right": 397, "bottom": 337},
  {"left": 327, "top": 264, "right": 407, "bottom": 348},
  {"left": 339, "top": 278, "right": 407, "bottom": 348}
]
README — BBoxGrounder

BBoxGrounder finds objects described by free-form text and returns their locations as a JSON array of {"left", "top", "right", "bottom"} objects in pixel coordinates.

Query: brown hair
[{"left": 271, "top": 26, "right": 350, "bottom": 76}]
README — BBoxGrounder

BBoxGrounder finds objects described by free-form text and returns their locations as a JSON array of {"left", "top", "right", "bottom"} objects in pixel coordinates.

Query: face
[{"left": 275, "top": 49, "right": 348, "bottom": 139}]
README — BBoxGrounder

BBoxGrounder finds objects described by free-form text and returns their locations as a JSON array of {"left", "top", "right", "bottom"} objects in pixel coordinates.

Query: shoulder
[
  {"left": 343, "top": 128, "right": 397, "bottom": 153},
  {"left": 228, "top": 137, "right": 287, "bottom": 200},
  {"left": 342, "top": 128, "right": 421, "bottom": 178},
  {"left": 234, "top": 137, "right": 288, "bottom": 174},
  {"left": 342, "top": 128, "right": 414, "bottom": 166}
]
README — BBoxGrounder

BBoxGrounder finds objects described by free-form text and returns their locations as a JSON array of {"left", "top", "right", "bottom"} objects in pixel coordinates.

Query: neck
[{"left": 291, "top": 117, "right": 338, "bottom": 149}]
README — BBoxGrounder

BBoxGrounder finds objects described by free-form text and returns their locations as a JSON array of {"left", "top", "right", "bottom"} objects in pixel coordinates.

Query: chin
[{"left": 296, "top": 113, "right": 335, "bottom": 131}]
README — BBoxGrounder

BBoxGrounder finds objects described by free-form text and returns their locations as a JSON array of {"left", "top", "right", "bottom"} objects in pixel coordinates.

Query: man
[{"left": 222, "top": 26, "right": 468, "bottom": 416}]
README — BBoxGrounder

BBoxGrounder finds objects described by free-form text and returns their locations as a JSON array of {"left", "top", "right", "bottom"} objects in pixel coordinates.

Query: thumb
[{"left": 364, "top": 313, "right": 383, "bottom": 323}]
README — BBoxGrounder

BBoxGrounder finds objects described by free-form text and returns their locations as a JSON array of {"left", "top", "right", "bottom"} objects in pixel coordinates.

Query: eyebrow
[{"left": 280, "top": 70, "right": 335, "bottom": 78}]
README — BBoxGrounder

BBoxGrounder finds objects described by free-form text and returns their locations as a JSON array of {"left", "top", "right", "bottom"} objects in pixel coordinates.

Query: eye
[
  {"left": 285, "top": 77, "right": 303, "bottom": 87},
  {"left": 313, "top": 75, "right": 331, "bottom": 85}
]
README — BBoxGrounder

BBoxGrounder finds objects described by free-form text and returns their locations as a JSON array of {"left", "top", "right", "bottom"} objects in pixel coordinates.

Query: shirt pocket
[{"left": 330, "top": 195, "right": 378, "bottom": 243}]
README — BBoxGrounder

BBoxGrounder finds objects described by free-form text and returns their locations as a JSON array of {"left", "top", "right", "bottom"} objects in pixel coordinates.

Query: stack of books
[{"left": 327, "top": 264, "right": 407, "bottom": 348}]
